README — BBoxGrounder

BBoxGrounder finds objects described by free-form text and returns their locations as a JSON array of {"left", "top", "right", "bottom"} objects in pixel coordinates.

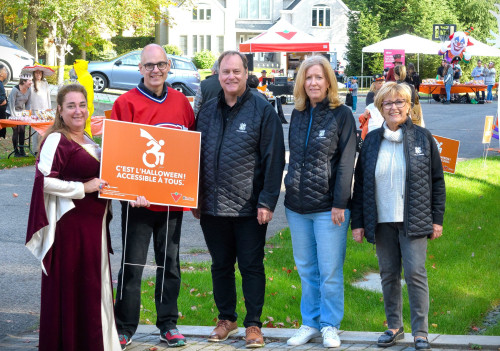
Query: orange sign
[
  {"left": 99, "top": 119, "right": 200, "bottom": 207},
  {"left": 482, "top": 116, "right": 494, "bottom": 144},
  {"left": 432, "top": 135, "right": 460, "bottom": 174}
]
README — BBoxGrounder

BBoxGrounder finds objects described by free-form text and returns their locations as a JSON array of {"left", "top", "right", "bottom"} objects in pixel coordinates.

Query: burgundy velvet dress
[{"left": 26, "top": 132, "right": 120, "bottom": 351}]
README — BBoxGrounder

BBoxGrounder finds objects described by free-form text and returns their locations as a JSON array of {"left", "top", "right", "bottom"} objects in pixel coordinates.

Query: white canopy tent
[{"left": 361, "top": 34, "right": 442, "bottom": 76}]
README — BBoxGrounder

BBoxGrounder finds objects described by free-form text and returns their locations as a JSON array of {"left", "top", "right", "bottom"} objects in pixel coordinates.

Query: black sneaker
[
  {"left": 118, "top": 334, "right": 132, "bottom": 350},
  {"left": 160, "top": 328, "right": 186, "bottom": 347}
]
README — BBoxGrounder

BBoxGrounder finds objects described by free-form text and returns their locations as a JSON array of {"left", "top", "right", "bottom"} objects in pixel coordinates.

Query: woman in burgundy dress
[{"left": 26, "top": 84, "right": 148, "bottom": 351}]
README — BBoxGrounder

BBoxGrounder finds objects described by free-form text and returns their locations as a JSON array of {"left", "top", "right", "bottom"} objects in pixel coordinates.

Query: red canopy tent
[{"left": 239, "top": 19, "right": 330, "bottom": 53}]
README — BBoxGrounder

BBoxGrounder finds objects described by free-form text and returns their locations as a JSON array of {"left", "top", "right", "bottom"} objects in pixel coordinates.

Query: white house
[{"left": 158, "top": 0, "right": 351, "bottom": 70}]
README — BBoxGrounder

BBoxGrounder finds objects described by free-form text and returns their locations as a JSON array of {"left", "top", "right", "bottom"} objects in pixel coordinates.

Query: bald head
[{"left": 141, "top": 44, "right": 168, "bottom": 64}]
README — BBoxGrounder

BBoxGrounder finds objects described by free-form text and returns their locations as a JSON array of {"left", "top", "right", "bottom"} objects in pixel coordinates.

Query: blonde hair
[
  {"left": 40, "top": 84, "right": 89, "bottom": 147},
  {"left": 293, "top": 55, "right": 341, "bottom": 111},
  {"left": 394, "top": 65, "right": 407, "bottom": 81},
  {"left": 374, "top": 82, "right": 411, "bottom": 114}
]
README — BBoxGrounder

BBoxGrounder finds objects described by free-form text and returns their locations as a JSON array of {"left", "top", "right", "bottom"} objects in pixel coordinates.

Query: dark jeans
[
  {"left": 201, "top": 214, "right": 267, "bottom": 328},
  {"left": 12, "top": 125, "right": 25, "bottom": 149},
  {"left": 115, "top": 203, "right": 183, "bottom": 337},
  {"left": 375, "top": 222, "right": 429, "bottom": 337}
]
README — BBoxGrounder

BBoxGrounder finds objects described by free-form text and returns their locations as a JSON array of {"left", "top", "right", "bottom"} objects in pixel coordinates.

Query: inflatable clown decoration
[{"left": 439, "top": 27, "right": 474, "bottom": 63}]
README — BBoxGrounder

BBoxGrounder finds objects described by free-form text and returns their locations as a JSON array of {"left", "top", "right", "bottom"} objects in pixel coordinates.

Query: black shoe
[
  {"left": 19, "top": 147, "right": 27, "bottom": 157},
  {"left": 377, "top": 327, "right": 404, "bottom": 347},
  {"left": 13, "top": 148, "right": 22, "bottom": 157},
  {"left": 415, "top": 337, "right": 431, "bottom": 350}
]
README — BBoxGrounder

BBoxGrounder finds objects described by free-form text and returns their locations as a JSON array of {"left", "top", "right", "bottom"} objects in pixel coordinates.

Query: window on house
[
  {"left": 200, "top": 35, "right": 205, "bottom": 51},
  {"left": 206, "top": 35, "right": 212, "bottom": 51},
  {"left": 192, "top": 35, "right": 197, "bottom": 53},
  {"left": 193, "top": 4, "right": 211, "bottom": 21},
  {"left": 180, "top": 36, "right": 188, "bottom": 55},
  {"left": 312, "top": 5, "right": 331, "bottom": 27},
  {"left": 218, "top": 36, "right": 224, "bottom": 52},
  {"left": 239, "top": 0, "right": 271, "bottom": 19}
]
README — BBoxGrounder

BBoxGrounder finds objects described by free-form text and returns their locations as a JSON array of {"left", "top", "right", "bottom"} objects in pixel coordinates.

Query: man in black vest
[
  {"left": 193, "top": 61, "right": 221, "bottom": 116},
  {"left": 193, "top": 51, "right": 285, "bottom": 348}
]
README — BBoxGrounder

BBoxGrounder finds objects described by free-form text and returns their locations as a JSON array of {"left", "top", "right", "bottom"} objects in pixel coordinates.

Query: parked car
[
  {"left": 88, "top": 51, "right": 200, "bottom": 95},
  {"left": 0, "top": 34, "right": 35, "bottom": 84}
]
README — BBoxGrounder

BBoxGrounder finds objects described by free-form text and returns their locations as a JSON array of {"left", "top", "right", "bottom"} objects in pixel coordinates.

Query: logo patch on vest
[
  {"left": 414, "top": 146, "right": 424, "bottom": 156},
  {"left": 318, "top": 130, "right": 326, "bottom": 138},
  {"left": 237, "top": 123, "right": 247, "bottom": 133}
]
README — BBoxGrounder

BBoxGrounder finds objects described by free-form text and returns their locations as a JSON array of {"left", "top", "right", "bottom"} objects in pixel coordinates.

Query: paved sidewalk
[{"left": 1, "top": 325, "right": 499, "bottom": 350}]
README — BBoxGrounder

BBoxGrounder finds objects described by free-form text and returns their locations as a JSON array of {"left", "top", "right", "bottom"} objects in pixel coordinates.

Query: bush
[
  {"left": 45, "top": 65, "right": 73, "bottom": 85},
  {"left": 192, "top": 50, "right": 217, "bottom": 69},
  {"left": 163, "top": 44, "right": 183, "bottom": 56},
  {"left": 111, "top": 36, "right": 155, "bottom": 55}
]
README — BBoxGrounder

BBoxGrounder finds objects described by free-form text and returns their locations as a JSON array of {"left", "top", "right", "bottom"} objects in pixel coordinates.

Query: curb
[{"left": 136, "top": 325, "right": 500, "bottom": 350}]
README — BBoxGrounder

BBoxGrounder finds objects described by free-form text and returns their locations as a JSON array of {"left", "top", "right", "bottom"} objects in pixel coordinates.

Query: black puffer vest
[
  {"left": 351, "top": 119, "right": 446, "bottom": 243},
  {"left": 196, "top": 88, "right": 285, "bottom": 216},
  {"left": 284, "top": 99, "right": 356, "bottom": 214}
]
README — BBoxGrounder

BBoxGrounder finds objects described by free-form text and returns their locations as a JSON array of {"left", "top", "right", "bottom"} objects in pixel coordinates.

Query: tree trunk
[
  {"left": 17, "top": 10, "right": 24, "bottom": 47},
  {"left": 45, "top": 22, "right": 57, "bottom": 66},
  {"left": 25, "top": 0, "right": 39, "bottom": 59},
  {"left": 56, "top": 41, "right": 66, "bottom": 85},
  {"left": 81, "top": 50, "right": 86, "bottom": 60}
]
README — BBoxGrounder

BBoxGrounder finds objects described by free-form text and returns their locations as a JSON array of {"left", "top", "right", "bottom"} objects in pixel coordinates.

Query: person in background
[
  {"left": 351, "top": 82, "right": 445, "bottom": 351},
  {"left": 26, "top": 84, "right": 132, "bottom": 351},
  {"left": 193, "top": 61, "right": 221, "bottom": 116},
  {"left": 366, "top": 74, "right": 385, "bottom": 106},
  {"left": 436, "top": 59, "right": 447, "bottom": 80},
  {"left": 111, "top": 44, "right": 195, "bottom": 350},
  {"left": 471, "top": 59, "right": 485, "bottom": 102},
  {"left": 483, "top": 61, "right": 496, "bottom": 103},
  {"left": 394, "top": 65, "right": 416, "bottom": 106},
  {"left": 31, "top": 68, "right": 53, "bottom": 149},
  {"left": 0, "top": 64, "right": 7, "bottom": 139},
  {"left": 349, "top": 76, "right": 358, "bottom": 113},
  {"left": 443, "top": 63, "right": 453, "bottom": 105},
  {"left": 247, "top": 74, "right": 269, "bottom": 101},
  {"left": 258, "top": 70, "right": 267, "bottom": 84},
  {"left": 386, "top": 55, "right": 403, "bottom": 82},
  {"left": 285, "top": 55, "right": 356, "bottom": 349},
  {"left": 194, "top": 51, "right": 285, "bottom": 348},
  {"left": 360, "top": 74, "right": 386, "bottom": 139},
  {"left": 405, "top": 63, "right": 420, "bottom": 94},
  {"left": 7, "top": 72, "right": 32, "bottom": 157}
]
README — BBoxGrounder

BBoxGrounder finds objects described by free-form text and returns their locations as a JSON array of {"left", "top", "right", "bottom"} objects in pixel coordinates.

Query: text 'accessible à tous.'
[{"left": 115, "top": 165, "right": 186, "bottom": 185}]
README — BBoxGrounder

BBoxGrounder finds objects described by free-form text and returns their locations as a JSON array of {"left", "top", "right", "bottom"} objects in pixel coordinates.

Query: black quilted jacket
[
  {"left": 284, "top": 99, "right": 356, "bottom": 214},
  {"left": 196, "top": 87, "right": 285, "bottom": 216},
  {"left": 351, "top": 119, "right": 446, "bottom": 244}
]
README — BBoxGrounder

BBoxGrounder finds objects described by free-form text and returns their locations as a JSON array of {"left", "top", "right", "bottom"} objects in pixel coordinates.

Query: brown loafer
[
  {"left": 208, "top": 320, "right": 238, "bottom": 342},
  {"left": 245, "top": 326, "right": 265, "bottom": 348}
]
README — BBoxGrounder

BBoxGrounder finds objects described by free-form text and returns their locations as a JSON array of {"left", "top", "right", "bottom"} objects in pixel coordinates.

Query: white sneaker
[
  {"left": 321, "top": 326, "right": 341, "bottom": 348},
  {"left": 286, "top": 325, "right": 321, "bottom": 346}
]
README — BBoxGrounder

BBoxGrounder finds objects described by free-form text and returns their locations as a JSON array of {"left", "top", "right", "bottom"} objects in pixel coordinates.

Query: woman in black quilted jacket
[
  {"left": 284, "top": 55, "right": 356, "bottom": 348},
  {"left": 351, "top": 82, "right": 446, "bottom": 351}
]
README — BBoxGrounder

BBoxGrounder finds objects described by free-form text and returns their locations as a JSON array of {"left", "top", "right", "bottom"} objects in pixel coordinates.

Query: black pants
[
  {"left": 201, "top": 214, "right": 267, "bottom": 328},
  {"left": 114, "top": 203, "right": 183, "bottom": 337},
  {"left": 476, "top": 90, "right": 485, "bottom": 101},
  {"left": 12, "top": 125, "right": 25, "bottom": 149}
]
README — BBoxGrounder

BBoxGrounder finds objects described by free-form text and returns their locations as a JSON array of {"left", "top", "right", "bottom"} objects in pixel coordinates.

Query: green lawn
[
  {"left": 138, "top": 157, "right": 500, "bottom": 335},
  {"left": 0, "top": 128, "right": 37, "bottom": 169}
]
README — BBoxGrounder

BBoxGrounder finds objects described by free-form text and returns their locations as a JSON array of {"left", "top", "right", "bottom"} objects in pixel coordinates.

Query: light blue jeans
[
  {"left": 445, "top": 84, "right": 452, "bottom": 101},
  {"left": 286, "top": 208, "right": 350, "bottom": 330},
  {"left": 487, "top": 85, "right": 493, "bottom": 101}
]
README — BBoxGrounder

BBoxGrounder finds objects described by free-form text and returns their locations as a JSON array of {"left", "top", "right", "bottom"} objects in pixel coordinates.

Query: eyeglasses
[
  {"left": 143, "top": 61, "right": 169, "bottom": 71},
  {"left": 382, "top": 100, "right": 406, "bottom": 109}
]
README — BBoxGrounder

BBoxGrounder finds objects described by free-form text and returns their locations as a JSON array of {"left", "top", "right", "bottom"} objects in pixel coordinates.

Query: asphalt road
[{"left": 0, "top": 97, "right": 498, "bottom": 341}]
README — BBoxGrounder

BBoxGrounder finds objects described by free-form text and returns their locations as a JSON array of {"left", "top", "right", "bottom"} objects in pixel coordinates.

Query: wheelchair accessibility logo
[{"left": 140, "top": 128, "right": 165, "bottom": 168}]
